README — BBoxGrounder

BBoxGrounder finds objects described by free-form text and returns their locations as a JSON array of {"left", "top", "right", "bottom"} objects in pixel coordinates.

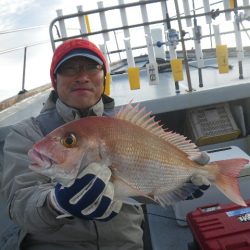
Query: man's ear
[{"left": 53, "top": 76, "right": 58, "bottom": 92}]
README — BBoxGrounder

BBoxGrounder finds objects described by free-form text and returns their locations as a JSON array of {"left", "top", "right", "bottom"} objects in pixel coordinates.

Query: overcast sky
[
  {"left": 1, "top": 0, "right": 173, "bottom": 101},
  {"left": 1, "top": 0, "right": 250, "bottom": 101},
  {"left": 0, "top": 0, "right": 116, "bottom": 101}
]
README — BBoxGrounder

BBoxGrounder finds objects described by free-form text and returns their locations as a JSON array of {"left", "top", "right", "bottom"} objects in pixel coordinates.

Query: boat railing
[
  {"left": 2, "top": 0, "right": 250, "bottom": 105},
  {"left": 49, "top": 0, "right": 167, "bottom": 50},
  {"left": 48, "top": 0, "right": 250, "bottom": 93},
  {"left": 48, "top": 0, "right": 250, "bottom": 56},
  {"left": 0, "top": 26, "right": 50, "bottom": 98}
]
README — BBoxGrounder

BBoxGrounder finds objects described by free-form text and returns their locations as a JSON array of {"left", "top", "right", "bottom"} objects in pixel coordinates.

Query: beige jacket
[{"left": 1, "top": 91, "right": 144, "bottom": 250}]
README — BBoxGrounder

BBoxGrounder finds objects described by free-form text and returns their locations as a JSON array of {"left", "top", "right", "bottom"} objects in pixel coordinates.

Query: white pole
[
  {"left": 192, "top": 28, "right": 204, "bottom": 68},
  {"left": 145, "top": 35, "right": 159, "bottom": 85},
  {"left": 161, "top": 0, "right": 168, "bottom": 34},
  {"left": 213, "top": 24, "right": 229, "bottom": 74},
  {"left": 124, "top": 38, "right": 140, "bottom": 90},
  {"left": 99, "top": 44, "right": 110, "bottom": 71},
  {"left": 145, "top": 35, "right": 155, "bottom": 64},
  {"left": 166, "top": 30, "right": 177, "bottom": 60},
  {"left": 213, "top": 24, "right": 221, "bottom": 45},
  {"left": 223, "top": 0, "right": 232, "bottom": 21},
  {"left": 118, "top": 0, "right": 130, "bottom": 38},
  {"left": 169, "top": 46, "right": 177, "bottom": 60},
  {"left": 139, "top": 0, "right": 156, "bottom": 62},
  {"left": 56, "top": 9, "right": 67, "bottom": 38},
  {"left": 234, "top": 20, "right": 244, "bottom": 62},
  {"left": 124, "top": 38, "right": 135, "bottom": 68},
  {"left": 151, "top": 28, "right": 165, "bottom": 60},
  {"left": 139, "top": 0, "right": 151, "bottom": 37},
  {"left": 243, "top": 0, "right": 250, "bottom": 17},
  {"left": 160, "top": 0, "right": 169, "bottom": 51},
  {"left": 202, "top": 0, "right": 212, "bottom": 24},
  {"left": 99, "top": 43, "right": 112, "bottom": 95},
  {"left": 97, "top": 1, "right": 110, "bottom": 42},
  {"left": 77, "top": 5, "right": 88, "bottom": 38},
  {"left": 182, "top": 0, "right": 192, "bottom": 27}
]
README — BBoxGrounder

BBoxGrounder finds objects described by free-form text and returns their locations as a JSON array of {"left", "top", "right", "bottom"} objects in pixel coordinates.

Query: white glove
[
  {"left": 186, "top": 152, "right": 211, "bottom": 200},
  {"left": 49, "top": 162, "right": 122, "bottom": 220}
]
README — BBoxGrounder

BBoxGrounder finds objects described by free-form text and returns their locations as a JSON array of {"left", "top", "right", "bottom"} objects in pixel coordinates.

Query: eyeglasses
[{"left": 57, "top": 60, "right": 103, "bottom": 76}]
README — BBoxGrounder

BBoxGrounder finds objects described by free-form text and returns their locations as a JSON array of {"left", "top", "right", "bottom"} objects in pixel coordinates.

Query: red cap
[{"left": 50, "top": 39, "right": 108, "bottom": 89}]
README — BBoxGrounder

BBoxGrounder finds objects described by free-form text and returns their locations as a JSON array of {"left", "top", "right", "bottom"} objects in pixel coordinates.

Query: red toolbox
[{"left": 187, "top": 200, "right": 250, "bottom": 250}]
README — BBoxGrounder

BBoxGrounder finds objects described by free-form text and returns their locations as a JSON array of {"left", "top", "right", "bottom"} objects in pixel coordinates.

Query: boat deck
[{"left": 146, "top": 204, "right": 193, "bottom": 249}]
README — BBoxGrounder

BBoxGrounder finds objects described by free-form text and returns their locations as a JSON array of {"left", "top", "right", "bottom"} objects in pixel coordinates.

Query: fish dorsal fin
[{"left": 115, "top": 102, "right": 200, "bottom": 158}]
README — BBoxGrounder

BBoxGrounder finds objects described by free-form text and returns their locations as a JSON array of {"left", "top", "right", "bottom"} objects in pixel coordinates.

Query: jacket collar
[
  {"left": 56, "top": 97, "right": 104, "bottom": 123},
  {"left": 41, "top": 90, "right": 114, "bottom": 123},
  {"left": 41, "top": 90, "right": 108, "bottom": 122}
]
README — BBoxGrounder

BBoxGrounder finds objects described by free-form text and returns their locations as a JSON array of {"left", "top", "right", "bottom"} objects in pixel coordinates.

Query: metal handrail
[
  {"left": 2, "top": 0, "right": 250, "bottom": 99},
  {"left": 0, "top": 25, "right": 47, "bottom": 35},
  {"left": 0, "top": 40, "right": 49, "bottom": 55},
  {"left": 49, "top": 0, "right": 250, "bottom": 51},
  {"left": 49, "top": 0, "right": 167, "bottom": 51},
  {"left": 48, "top": 5, "right": 250, "bottom": 57},
  {"left": 0, "top": 39, "right": 50, "bottom": 95}
]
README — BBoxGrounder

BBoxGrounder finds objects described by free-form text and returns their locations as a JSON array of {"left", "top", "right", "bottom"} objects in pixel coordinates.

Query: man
[{"left": 1, "top": 38, "right": 209, "bottom": 250}]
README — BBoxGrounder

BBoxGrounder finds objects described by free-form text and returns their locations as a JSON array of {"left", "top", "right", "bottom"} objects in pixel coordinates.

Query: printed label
[
  {"left": 238, "top": 213, "right": 250, "bottom": 222},
  {"left": 226, "top": 207, "right": 250, "bottom": 217},
  {"left": 146, "top": 63, "right": 159, "bottom": 85},
  {"left": 201, "top": 205, "right": 221, "bottom": 213}
]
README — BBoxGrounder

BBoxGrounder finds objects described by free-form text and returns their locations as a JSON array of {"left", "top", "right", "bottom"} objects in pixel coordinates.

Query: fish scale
[
  {"left": 103, "top": 123, "right": 194, "bottom": 193},
  {"left": 28, "top": 103, "right": 249, "bottom": 207}
]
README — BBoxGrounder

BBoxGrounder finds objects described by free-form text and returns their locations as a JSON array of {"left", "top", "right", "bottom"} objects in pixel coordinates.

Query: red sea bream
[{"left": 28, "top": 103, "right": 248, "bottom": 207}]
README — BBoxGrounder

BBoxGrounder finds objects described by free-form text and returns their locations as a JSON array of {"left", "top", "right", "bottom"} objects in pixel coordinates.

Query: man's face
[{"left": 55, "top": 56, "right": 105, "bottom": 111}]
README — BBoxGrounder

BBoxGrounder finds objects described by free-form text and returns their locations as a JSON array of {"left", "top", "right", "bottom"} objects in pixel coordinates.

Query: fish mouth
[
  {"left": 28, "top": 147, "right": 78, "bottom": 185},
  {"left": 28, "top": 148, "right": 55, "bottom": 170}
]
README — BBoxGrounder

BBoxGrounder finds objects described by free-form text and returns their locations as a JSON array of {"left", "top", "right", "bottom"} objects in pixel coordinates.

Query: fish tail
[{"left": 212, "top": 158, "right": 248, "bottom": 207}]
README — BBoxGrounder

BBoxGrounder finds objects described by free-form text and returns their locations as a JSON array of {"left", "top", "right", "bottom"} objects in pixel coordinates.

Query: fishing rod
[
  {"left": 119, "top": 0, "right": 140, "bottom": 91},
  {"left": 182, "top": 0, "right": 204, "bottom": 88},
  {"left": 174, "top": 0, "right": 193, "bottom": 92},
  {"left": 145, "top": 212, "right": 187, "bottom": 222},
  {"left": 140, "top": 0, "right": 160, "bottom": 86},
  {"left": 97, "top": 2, "right": 113, "bottom": 95},
  {"left": 233, "top": 0, "right": 244, "bottom": 79},
  {"left": 158, "top": 0, "right": 183, "bottom": 93},
  {"left": 192, "top": 0, "right": 204, "bottom": 88}
]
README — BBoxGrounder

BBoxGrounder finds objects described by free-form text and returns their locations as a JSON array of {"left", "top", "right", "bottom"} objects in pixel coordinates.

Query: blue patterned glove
[
  {"left": 186, "top": 152, "right": 211, "bottom": 200},
  {"left": 49, "top": 162, "right": 122, "bottom": 221}
]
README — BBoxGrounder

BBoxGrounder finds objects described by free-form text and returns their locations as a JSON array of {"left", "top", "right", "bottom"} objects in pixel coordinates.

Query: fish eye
[{"left": 61, "top": 133, "right": 77, "bottom": 148}]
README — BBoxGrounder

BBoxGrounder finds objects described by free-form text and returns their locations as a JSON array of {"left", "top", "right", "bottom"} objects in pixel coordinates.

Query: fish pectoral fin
[
  {"left": 112, "top": 176, "right": 154, "bottom": 203},
  {"left": 121, "top": 197, "right": 144, "bottom": 206},
  {"left": 154, "top": 183, "right": 198, "bottom": 207},
  {"left": 121, "top": 196, "right": 158, "bottom": 206},
  {"left": 130, "top": 196, "right": 158, "bottom": 205}
]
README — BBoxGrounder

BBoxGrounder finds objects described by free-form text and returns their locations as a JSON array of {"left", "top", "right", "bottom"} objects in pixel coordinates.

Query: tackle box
[{"left": 187, "top": 200, "right": 250, "bottom": 250}]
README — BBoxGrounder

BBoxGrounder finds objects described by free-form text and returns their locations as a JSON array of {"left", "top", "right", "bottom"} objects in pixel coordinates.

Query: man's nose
[{"left": 75, "top": 68, "right": 91, "bottom": 79}]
